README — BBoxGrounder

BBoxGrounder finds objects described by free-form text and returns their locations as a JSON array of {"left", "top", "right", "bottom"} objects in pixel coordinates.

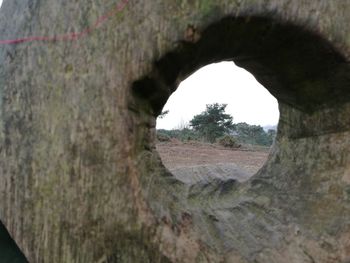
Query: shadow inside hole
[{"left": 132, "top": 16, "right": 347, "bottom": 117}]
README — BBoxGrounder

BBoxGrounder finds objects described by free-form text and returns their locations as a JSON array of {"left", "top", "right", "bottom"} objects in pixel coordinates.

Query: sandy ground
[{"left": 156, "top": 140, "right": 271, "bottom": 183}]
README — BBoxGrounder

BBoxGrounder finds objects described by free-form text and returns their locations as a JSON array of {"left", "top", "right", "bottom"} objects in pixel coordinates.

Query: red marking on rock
[{"left": 0, "top": 0, "right": 129, "bottom": 45}]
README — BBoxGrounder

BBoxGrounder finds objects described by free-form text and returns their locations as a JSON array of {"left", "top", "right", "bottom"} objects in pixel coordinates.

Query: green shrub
[
  {"left": 234, "top": 122, "right": 276, "bottom": 146},
  {"left": 156, "top": 128, "right": 200, "bottom": 142},
  {"left": 156, "top": 132, "right": 171, "bottom": 142},
  {"left": 217, "top": 135, "right": 240, "bottom": 148}
]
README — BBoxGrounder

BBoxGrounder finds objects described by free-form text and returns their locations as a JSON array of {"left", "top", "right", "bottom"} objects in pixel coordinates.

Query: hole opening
[
  {"left": 131, "top": 15, "right": 349, "bottom": 190},
  {"left": 156, "top": 61, "right": 279, "bottom": 184}
]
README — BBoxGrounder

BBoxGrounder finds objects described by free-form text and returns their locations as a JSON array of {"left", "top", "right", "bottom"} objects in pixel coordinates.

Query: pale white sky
[{"left": 157, "top": 62, "right": 279, "bottom": 130}]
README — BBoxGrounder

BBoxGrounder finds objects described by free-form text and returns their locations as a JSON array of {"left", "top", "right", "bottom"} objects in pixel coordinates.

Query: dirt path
[{"left": 156, "top": 140, "right": 271, "bottom": 182}]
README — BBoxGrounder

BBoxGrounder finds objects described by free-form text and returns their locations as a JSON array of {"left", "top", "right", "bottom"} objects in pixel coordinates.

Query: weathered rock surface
[
  {"left": 170, "top": 163, "right": 251, "bottom": 184},
  {"left": 0, "top": 0, "right": 350, "bottom": 262}
]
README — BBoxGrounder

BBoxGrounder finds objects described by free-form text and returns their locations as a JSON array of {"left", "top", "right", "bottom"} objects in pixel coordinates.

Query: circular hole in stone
[
  {"left": 156, "top": 61, "right": 279, "bottom": 185},
  {"left": 131, "top": 15, "right": 348, "bottom": 192},
  {"left": 131, "top": 16, "right": 350, "bottom": 261}
]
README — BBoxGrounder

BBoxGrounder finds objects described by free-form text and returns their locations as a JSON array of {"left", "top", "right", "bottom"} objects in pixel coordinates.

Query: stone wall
[{"left": 0, "top": 0, "right": 349, "bottom": 262}]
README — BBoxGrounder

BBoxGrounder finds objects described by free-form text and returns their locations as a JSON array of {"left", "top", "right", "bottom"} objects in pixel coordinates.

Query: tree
[
  {"left": 189, "top": 103, "right": 234, "bottom": 143},
  {"left": 266, "top": 129, "right": 277, "bottom": 145},
  {"left": 158, "top": 110, "right": 169, "bottom": 119},
  {"left": 234, "top": 123, "right": 276, "bottom": 146}
]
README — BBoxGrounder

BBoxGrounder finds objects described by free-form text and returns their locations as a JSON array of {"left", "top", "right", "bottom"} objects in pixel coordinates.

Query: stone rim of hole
[
  {"left": 131, "top": 15, "right": 348, "bottom": 183},
  {"left": 130, "top": 15, "right": 350, "bottom": 261}
]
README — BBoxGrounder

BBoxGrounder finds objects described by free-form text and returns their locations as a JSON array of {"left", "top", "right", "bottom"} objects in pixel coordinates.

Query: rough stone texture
[
  {"left": 0, "top": 0, "right": 350, "bottom": 262},
  {"left": 170, "top": 163, "right": 251, "bottom": 184}
]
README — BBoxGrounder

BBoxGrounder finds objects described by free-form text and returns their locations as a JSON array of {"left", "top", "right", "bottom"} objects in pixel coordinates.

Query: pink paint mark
[{"left": 0, "top": 0, "right": 129, "bottom": 45}]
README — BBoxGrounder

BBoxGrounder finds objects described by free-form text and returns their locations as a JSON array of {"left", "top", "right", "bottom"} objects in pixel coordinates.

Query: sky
[{"left": 156, "top": 62, "right": 279, "bottom": 130}]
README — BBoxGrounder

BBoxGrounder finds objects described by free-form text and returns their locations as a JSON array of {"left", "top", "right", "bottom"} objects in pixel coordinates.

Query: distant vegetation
[
  {"left": 234, "top": 122, "right": 276, "bottom": 146},
  {"left": 190, "top": 103, "right": 234, "bottom": 143},
  {"left": 157, "top": 103, "right": 277, "bottom": 147}
]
